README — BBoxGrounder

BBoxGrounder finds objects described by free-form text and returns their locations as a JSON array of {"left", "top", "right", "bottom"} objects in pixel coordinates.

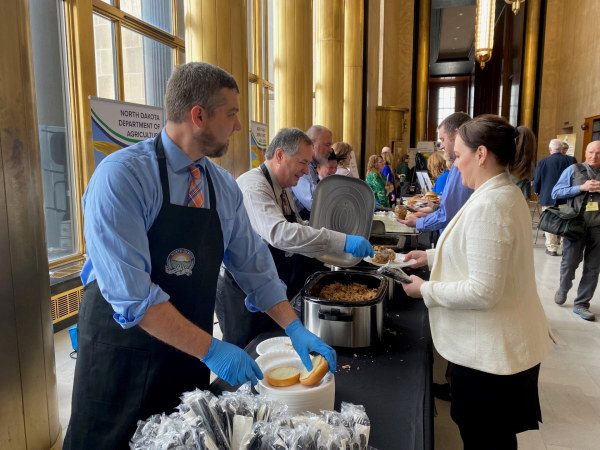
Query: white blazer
[{"left": 421, "top": 172, "right": 553, "bottom": 375}]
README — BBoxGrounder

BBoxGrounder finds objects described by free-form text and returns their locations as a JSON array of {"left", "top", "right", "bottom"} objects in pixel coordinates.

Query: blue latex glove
[
  {"left": 344, "top": 235, "right": 375, "bottom": 258},
  {"left": 285, "top": 319, "right": 336, "bottom": 373},
  {"left": 201, "top": 337, "right": 264, "bottom": 386}
]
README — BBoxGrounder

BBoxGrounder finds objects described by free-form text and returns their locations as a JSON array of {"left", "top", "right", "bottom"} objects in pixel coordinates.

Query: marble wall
[
  {"left": 538, "top": 0, "right": 600, "bottom": 161},
  {"left": 364, "top": 0, "right": 415, "bottom": 166}
]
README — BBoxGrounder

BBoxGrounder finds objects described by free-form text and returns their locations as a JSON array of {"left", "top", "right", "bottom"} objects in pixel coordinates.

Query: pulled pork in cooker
[{"left": 318, "top": 282, "right": 378, "bottom": 301}]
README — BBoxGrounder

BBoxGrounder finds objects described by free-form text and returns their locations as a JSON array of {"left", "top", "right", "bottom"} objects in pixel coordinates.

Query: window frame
[
  {"left": 92, "top": 0, "right": 186, "bottom": 103},
  {"left": 248, "top": 0, "right": 275, "bottom": 142}
]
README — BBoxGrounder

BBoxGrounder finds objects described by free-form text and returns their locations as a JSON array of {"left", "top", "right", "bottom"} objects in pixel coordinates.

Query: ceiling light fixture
[
  {"left": 475, "top": 0, "right": 495, "bottom": 69},
  {"left": 504, "top": 0, "right": 525, "bottom": 15}
]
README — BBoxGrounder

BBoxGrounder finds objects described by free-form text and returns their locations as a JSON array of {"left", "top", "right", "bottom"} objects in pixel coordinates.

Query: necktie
[
  {"left": 281, "top": 190, "right": 291, "bottom": 215},
  {"left": 187, "top": 165, "right": 204, "bottom": 208}
]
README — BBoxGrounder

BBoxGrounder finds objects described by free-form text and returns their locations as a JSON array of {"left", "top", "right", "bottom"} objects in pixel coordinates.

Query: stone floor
[{"left": 54, "top": 230, "right": 600, "bottom": 449}]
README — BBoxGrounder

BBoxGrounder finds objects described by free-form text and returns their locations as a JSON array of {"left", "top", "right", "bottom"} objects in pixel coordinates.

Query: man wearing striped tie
[{"left": 64, "top": 63, "right": 337, "bottom": 450}]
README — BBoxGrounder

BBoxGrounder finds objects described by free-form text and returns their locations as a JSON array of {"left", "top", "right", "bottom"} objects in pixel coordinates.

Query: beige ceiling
[{"left": 438, "top": 5, "right": 476, "bottom": 60}]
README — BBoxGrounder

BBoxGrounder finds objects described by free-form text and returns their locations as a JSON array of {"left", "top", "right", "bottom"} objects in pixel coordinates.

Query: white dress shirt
[
  {"left": 421, "top": 172, "right": 553, "bottom": 375},
  {"left": 236, "top": 162, "right": 347, "bottom": 257}
]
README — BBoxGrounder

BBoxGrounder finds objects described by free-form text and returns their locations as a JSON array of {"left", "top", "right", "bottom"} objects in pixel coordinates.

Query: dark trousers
[{"left": 559, "top": 225, "right": 600, "bottom": 308}]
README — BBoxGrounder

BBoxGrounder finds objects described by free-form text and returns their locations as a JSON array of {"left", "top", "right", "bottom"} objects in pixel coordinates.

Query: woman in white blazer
[{"left": 402, "top": 115, "right": 553, "bottom": 450}]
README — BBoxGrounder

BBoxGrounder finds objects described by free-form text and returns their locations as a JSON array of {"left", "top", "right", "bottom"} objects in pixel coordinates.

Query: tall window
[
  {"left": 248, "top": 0, "right": 275, "bottom": 142},
  {"left": 30, "top": 0, "right": 78, "bottom": 264},
  {"left": 93, "top": 0, "right": 185, "bottom": 108},
  {"left": 438, "top": 87, "right": 456, "bottom": 127}
]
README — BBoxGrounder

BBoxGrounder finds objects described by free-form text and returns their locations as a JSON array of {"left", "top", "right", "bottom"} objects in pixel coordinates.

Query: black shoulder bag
[{"left": 537, "top": 193, "right": 588, "bottom": 241}]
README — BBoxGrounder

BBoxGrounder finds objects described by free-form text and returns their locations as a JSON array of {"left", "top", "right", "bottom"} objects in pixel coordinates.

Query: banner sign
[
  {"left": 557, "top": 134, "right": 576, "bottom": 156},
  {"left": 250, "top": 120, "right": 268, "bottom": 169},
  {"left": 90, "top": 96, "right": 164, "bottom": 167}
]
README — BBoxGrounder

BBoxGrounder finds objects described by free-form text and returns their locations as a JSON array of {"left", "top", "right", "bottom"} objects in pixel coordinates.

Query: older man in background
[
  {"left": 552, "top": 141, "right": 600, "bottom": 321},
  {"left": 532, "top": 139, "right": 573, "bottom": 256},
  {"left": 291, "top": 125, "right": 333, "bottom": 220},
  {"left": 215, "top": 128, "right": 373, "bottom": 347}
]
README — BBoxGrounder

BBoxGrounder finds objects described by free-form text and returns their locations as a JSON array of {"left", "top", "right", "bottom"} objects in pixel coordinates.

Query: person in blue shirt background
[
  {"left": 399, "top": 112, "right": 473, "bottom": 235},
  {"left": 381, "top": 147, "right": 396, "bottom": 204},
  {"left": 427, "top": 151, "right": 450, "bottom": 196},
  {"left": 65, "top": 62, "right": 337, "bottom": 450}
]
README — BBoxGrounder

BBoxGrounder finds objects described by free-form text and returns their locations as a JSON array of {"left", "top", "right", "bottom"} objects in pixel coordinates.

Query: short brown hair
[
  {"left": 458, "top": 114, "right": 536, "bottom": 180},
  {"left": 439, "top": 112, "right": 471, "bottom": 135},
  {"left": 165, "top": 62, "right": 239, "bottom": 123}
]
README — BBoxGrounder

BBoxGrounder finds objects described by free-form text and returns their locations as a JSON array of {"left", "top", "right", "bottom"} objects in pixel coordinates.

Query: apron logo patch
[{"left": 165, "top": 248, "right": 195, "bottom": 276}]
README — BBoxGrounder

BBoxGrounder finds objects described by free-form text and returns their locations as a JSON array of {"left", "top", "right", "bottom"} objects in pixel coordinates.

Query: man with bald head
[
  {"left": 533, "top": 139, "right": 574, "bottom": 255},
  {"left": 291, "top": 125, "right": 334, "bottom": 220},
  {"left": 552, "top": 141, "right": 600, "bottom": 320}
]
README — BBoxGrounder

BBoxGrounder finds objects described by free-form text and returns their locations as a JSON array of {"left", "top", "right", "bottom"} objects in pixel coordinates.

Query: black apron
[
  {"left": 64, "top": 134, "right": 224, "bottom": 450},
  {"left": 215, "top": 163, "right": 322, "bottom": 348}
]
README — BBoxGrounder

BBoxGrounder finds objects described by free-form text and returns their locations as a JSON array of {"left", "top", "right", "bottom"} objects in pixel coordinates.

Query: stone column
[
  {"left": 343, "top": 0, "right": 364, "bottom": 172},
  {"left": 274, "top": 0, "right": 313, "bottom": 132},
  {"left": 315, "top": 0, "right": 344, "bottom": 140},
  {"left": 521, "top": 0, "right": 542, "bottom": 129},
  {"left": 185, "top": 0, "right": 250, "bottom": 177},
  {"left": 0, "top": 0, "right": 61, "bottom": 448},
  {"left": 415, "top": 0, "right": 431, "bottom": 143}
]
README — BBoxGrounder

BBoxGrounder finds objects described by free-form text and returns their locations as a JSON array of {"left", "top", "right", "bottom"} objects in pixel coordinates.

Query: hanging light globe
[
  {"left": 505, "top": 0, "right": 526, "bottom": 15},
  {"left": 474, "top": 0, "right": 495, "bottom": 69}
]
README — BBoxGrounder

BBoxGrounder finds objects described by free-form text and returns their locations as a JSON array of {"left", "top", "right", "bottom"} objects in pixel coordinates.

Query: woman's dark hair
[{"left": 457, "top": 114, "right": 536, "bottom": 180}]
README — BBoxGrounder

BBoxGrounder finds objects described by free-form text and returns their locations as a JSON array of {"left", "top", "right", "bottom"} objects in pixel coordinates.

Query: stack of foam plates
[
  {"left": 255, "top": 350, "right": 335, "bottom": 415},
  {"left": 256, "top": 336, "right": 295, "bottom": 356}
]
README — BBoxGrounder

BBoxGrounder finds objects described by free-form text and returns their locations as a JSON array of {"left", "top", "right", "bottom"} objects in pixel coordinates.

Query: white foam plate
[
  {"left": 364, "top": 255, "right": 418, "bottom": 268},
  {"left": 256, "top": 337, "right": 295, "bottom": 356},
  {"left": 255, "top": 350, "right": 334, "bottom": 396},
  {"left": 255, "top": 350, "right": 335, "bottom": 414}
]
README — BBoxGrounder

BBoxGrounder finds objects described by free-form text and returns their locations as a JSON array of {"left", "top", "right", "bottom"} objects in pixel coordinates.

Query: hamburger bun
[
  {"left": 394, "top": 205, "right": 407, "bottom": 220},
  {"left": 266, "top": 366, "right": 300, "bottom": 387},
  {"left": 406, "top": 212, "right": 420, "bottom": 218},
  {"left": 299, "top": 355, "right": 329, "bottom": 386}
]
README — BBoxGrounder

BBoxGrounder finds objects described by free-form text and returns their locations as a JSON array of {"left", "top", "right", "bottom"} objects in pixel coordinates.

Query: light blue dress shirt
[
  {"left": 552, "top": 164, "right": 599, "bottom": 199},
  {"left": 291, "top": 161, "right": 319, "bottom": 213},
  {"left": 416, "top": 163, "right": 473, "bottom": 233},
  {"left": 81, "top": 128, "right": 287, "bottom": 329}
]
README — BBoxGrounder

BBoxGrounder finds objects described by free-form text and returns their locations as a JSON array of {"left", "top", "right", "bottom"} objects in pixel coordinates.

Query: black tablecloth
[{"left": 211, "top": 268, "right": 434, "bottom": 450}]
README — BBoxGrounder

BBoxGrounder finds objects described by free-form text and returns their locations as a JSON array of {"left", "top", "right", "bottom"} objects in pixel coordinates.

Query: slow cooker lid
[{"left": 310, "top": 175, "right": 375, "bottom": 268}]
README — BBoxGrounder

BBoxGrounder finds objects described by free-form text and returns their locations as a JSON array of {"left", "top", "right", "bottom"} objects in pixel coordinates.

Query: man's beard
[
  {"left": 193, "top": 128, "right": 229, "bottom": 158},
  {"left": 314, "top": 152, "right": 328, "bottom": 165}
]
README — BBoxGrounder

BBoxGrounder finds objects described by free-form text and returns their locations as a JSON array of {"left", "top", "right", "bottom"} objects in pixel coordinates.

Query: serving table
[{"left": 210, "top": 267, "right": 434, "bottom": 450}]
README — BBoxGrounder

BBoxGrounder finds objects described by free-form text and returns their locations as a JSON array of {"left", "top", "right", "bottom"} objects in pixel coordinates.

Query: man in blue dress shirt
[
  {"left": 291, "top": 125, "right": 333, "bottom": 220},
  {"left": 399, "top": 112, "right": 473, "bottom": 234},
  {"left": 552, "top": 141, "right": 600, "bottom": 321},
  {"left": 64, "top": 62, "right": 336, "bottom": 450}
]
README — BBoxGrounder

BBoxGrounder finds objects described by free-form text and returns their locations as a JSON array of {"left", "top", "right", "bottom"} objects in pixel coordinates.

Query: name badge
[{"left": 586, "top": 202, "right": 599, "bottom": 212}]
